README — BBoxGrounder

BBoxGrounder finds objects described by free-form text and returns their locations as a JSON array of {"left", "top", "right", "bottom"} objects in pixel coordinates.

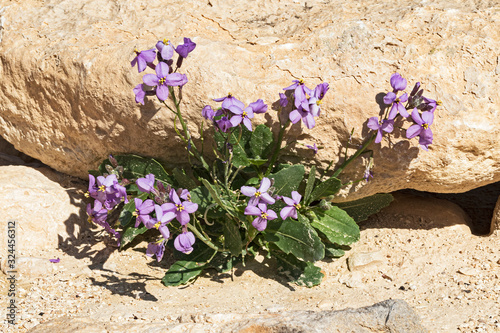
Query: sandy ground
[{"left": 1, "top": 193, "right": 499, "bottom": 332}]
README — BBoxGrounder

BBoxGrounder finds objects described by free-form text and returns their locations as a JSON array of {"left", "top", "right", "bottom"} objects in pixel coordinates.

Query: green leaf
[
  {"left": 308, "top": 176, "right": 341, "bottom": 204},
  {"left": 223, "top": 219, "right": 243, "bottom": 256},
  {"left": 99, "top": 154, "right": 174, "bottom": 184},
  {"left": 273, "top": 251, "right": 324, "bottom": 287},
  {"left": 172, "top": 168, "right": 197, "bottom": 190},
  {"left": 265, "top": 213, "right": 324, "bottom": 262},
  {"left": 118, "top": 192, "right": 148, "bottom": 227},
  {"left": 309, "top": 206, "right": 360, "bottom": 246},
  {"left": 200, "top": 179, "right": 228, "bottom": 211},
  {"left": 162, "top": 244, "right": 216, "bottom": 286},
  {"left": 247, "top": 158, "right": 268, "bottom": 167},
  {"left": 325, "top": 246, "right": 346, "bottom": 258},
  {"left": 214, "top": 128, "right": 252, "bottom": 168},
  {"left": 304, "top": 165, "right": 316, "bottom": 205},
  {"left": 120, "top": 225, "right": 147, "bottom": 249},
  {"left": 208, "top": 251, "right": 241, "bottom": 273},
  {"left": 190, "top": 186, "right": 213, "bottom": 213},
  {"left": 269, "top": 164, "right": 305, "bottom": 197},
  {"left": 250, "top": 124, "right": 273, "bottom": 158},
  {"left": 335, "top": 193, "right": 394, "bottom": 223}
]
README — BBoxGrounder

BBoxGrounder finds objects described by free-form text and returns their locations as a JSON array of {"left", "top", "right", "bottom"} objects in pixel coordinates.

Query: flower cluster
[
  {"left": 132, "top": 38, "right": 196, "bottom": 104},
  {"left": 85, "top": 172, "right": 129, "bottom": 245},
  {"left": 134, "top": 173, "right": 199, "bottom": 260},
  {"left": 367, "top": 73, "right": 440, "bottom": 150},
  {"left": 202, "top": 94, "right": 268, "bottom": 133},
  {"left": 241, "top": 178, "right": 302, "bottom": 231},
  {"left": 282, "top": 80, "right": 329, "bottom": 129}
]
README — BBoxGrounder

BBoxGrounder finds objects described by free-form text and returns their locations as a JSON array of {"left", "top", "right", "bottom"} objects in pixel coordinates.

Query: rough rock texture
[
  {"left": 27, "top": 299, "right": 427, "bottom": 333},
  {"left": 0, "top": 165, "right": 85, "bottom": 260},
  {"left": 0, "top": 0, "right": 499, "bottom": 200}
]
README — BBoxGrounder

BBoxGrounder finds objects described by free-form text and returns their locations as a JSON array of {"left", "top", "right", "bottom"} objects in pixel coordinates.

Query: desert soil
[{"left": 1, "top": 193, "right": 499, "bottom": 333}]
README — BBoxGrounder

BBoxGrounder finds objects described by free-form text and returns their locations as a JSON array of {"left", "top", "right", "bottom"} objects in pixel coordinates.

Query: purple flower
[
  {"left": 143, "top": 62, "right": 188, "bottom": 101},
  {"left": 229, "top": 105, "right": 254, "bottom": 131},
  {"left": 390, "top": 73, "right": 407, "bottom": 92},
  {"left": 279, "top": 93, "right": 288, "bottom": 107},
  {"left": 280, "top": 191, "right": 302, "bottom": 220},
  {"left": 133, "top": 198, "right": 155, "bottom": 228},
  {"left": 406, "top": 110, "right": 434, "bottom": 150},
  {"left": 146, "top": 204, "right": 175, "bottom": 240},
  {"left": 384, "top": 92, "right": 409, "bottom": 119},
  {"left": 174, "top": 231, "right": 196, "bottom": 254},
  {"left": 88, "top": 174, "right": 128, "bottom": 209},
  {"left": 156, "top": 39, "right": 174, "bottom": 60},
  {"left": 419, "top": 96, "right": 440, "bottom": 112},
  {"left": 136, "top": 174, "right": 156, "bottom": 193},
  {"left": 49, "top": 258, "right": 60, "bottom": 263},
  {"left": 133, "top": 84, "right": 146, "bottom": 105},
  {"left": 306, "top": 143, "right": 318, "bottom": 154},
  {"left": 131, "top": 48, "right": 156, "bottom": 73},
  {"left": 146, "top": 241, "right": 165, "bottom": 262},
  {"left": 363, "top": 169, "right": 374, "bottom": 182},
  {"left": 289, "top": 106, "right": 316, "bottom": 129},
  {"left": 367, "top": 117, "right": 394, "bottom": 143},
  {"left": 216, "top": 116, "right": 232, "bottom": 133},
  {"left": 248, "top": 99, "right": 268, "bottom": 114},
  {"left": 175, "top": 37, "right": 196, "bottom": 58},
  {"left": 214, "top": 93, "right": 245, "bottom": 110},
  {"left": 162, "top": 189, "right": 198, "bottom": 225},
  {"left": 202, "top": 105, "right": 215, "bottom": 120},
  {"left": 312, "top": 82, "right": 329, "bottom": 100},
  {"left": 241, "top": 177, "right": 276, "bottom": 206},
  {"left": 244, "top": 203, "right": 278, "bottom": 231},
  {"left": 284, "top": 79, "right": 313, "bottom": 111}
]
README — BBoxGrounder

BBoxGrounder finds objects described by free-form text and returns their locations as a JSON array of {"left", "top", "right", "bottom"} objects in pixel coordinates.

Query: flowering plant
[{"left": 86, "top": 37, "right": 439, "bottom": 286}]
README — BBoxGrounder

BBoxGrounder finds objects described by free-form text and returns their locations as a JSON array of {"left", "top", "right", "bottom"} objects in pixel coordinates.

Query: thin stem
[
  {"left": 265, "top": 122, "right": 288, "bottom": 176},
  {"left": 332, "top": 132, "right": 377, "bottom": 178},
  {"left": 187, "top": 223, "right": 223, "bottom": 252}
]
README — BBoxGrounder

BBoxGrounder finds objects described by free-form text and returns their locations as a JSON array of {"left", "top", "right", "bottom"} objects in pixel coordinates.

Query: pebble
[
  {"left": 458, "top": 267, "right": 480, "bottom": 276},
  {"left": 347, "top": 251, "right": 384, "bottom": 271},
  {"left": 317, "top": 300, "right": 334, "bottom": 310}
]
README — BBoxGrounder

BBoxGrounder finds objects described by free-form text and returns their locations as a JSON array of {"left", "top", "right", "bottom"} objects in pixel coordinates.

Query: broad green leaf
[
  {"left": 172, "top": 168, "right": 197, "bottom": 190},
  {"left": 335, "top": 193, "right": 394, "bottom": 222},
  {"left": 119, "top": 192, "right": 148, "bottom": 227},
  {"left": 223, "top": 219, "right": 243, "bottom": 256},
  {"left": 269, "top": 164, "right": 305, "bottom": 197},
  {"left": 325, "top": 246, "right": 346, "bottom": 258},
  {"left": 120, "top": 225, "right": 147, "bottom": 249},
  {"left": 98, "top": 154, "right": 173, "bottom": 184},
  {"left": 248, "top": 158, "right": 268, "bottom": 167},
  {"left": 163, "top": 244, "right": 216, "bottom": 286},
  {"left": 250, "top": 124, "right": 273, "bottom": 158},
  {"left": 309, "top": 206, "right": 360, "bottom": 246},
  {"left": 214, "top": 128, "right": 252, "bottom": 168},
  {"left": 304, "top": 165, "right": 316, "bottom": 205},
  {"left": 308, "top": 176, "right": 341, "bottom": 204},
  {"left": 273, "top": 251, "right": 324, "bottom": 287},
  {"left": 201, "top": 179, "right": 227, "bottom": 210},
  {"left": 190, "top": 186, "right": 213, "bottom": 213},
  {"left": 265, "top": 213, "right": 324, "bottom": 262}
]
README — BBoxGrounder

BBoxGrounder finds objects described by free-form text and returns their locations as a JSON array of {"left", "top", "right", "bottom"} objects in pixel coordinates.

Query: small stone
[
  {"left": 347, "top": 251, "right": 384, "bottom": 271},
  {"left": 317, "top": 300, "right": 334, "bottom": 310},
  {"left": 458, "top": 267, "right": 480, "bottom": 276}
]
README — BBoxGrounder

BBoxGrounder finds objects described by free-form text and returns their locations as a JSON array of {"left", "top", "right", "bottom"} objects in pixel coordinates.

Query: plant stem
[
  {"left": 265, "top": 122, "right": 288, "bottom": 176},
  {"left": 332, "top": 132, "right": 376, "bottom": 178},
  {"left": 187, "top": 223, "right": 223, "bottom": 252}
]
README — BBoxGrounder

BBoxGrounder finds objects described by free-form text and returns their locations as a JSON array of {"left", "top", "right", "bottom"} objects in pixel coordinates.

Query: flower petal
[
  {"left": 241, "top": 186, "right": 257, "bottom": 197},
  {"left": 406, "top": 124, "right": 422, "bottom": 139},
  {"left": 143, "top": 74, "right": 159, "bottom": 86},
  {"left": 367, "top": 117, "right": 380, "bottom": 130},
  {"left": 245, "top": 205, "right": 261, "bottom": 216},
  {"left": 259, "top": 178, "right": 271, "bottom": 192},
  {"left": 156, "top": 85, "right": 169, "bottom": 101}
]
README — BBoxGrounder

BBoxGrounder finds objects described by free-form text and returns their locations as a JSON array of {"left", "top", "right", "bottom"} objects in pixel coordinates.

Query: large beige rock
[
  {"left": 0, "top": 166, "right": 84, "bottom": 259},
  {"left": 0, "top": 0, "right": 499, "bottom": 200}
]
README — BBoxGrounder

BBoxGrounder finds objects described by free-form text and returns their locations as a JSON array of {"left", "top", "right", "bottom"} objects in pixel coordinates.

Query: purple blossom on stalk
[
  {"left": 384, "top": 91, "right": 409, "bottom": 119},
  {"left": 216, "top": 116, "right": 232, "bottom": 133},
  {"left": 279, "top": 93, "right": 288, "bottom": 107},
  {"left": 174, "top": 231, "right": 196, "bottom": 254},
  {"left": 136, "top": 174, "right": 156, "bottom": 193},
  {"left": 131, "top": 48, "right": 156, "bottom": 73},
  {"left": 308, "top": 82, "right": 329, "bottom": 117},
  {"left": 133, "top": 84, "right": 146, "bottom": 105},
  {"left": 175, "top": 37, "right": 196, "bottom": 58},
  {"left": 142, "top": 62, "right": 188, "bottom": 101},
  {"left": 87, "top": 174, "right": 128, "bottom": 209},
  {"left": 156, "top": 39, "right": 174, "bottom": 60},
  {"left": 241, "top": 177, "right": 276, "bottom": 207},
  {"left": 312, "top": 82, "right": 329, "bottom": 100},
  {"left": 280, "top": 191, "right": 302, "bottom": 220},
  {"left": 406, "top": 110, "right": 434, "bottom": 150},
  {"left": 306, "top": 143, "right": 318, "bottom": 154},
  {"left": 363, "top": 169, "right": 374, "bottom": 182},
  {"left": 248, "top": 99, "right": 268, "bottom": 114},
  {"left": 214, "top": 93, "right": 245, "bottom": 110},
  {"left": 162, "top": 189, "right": 198, "bottom": 225},
  {"left": 133, "top": 198, "right": 155, "bottom": 228},
  {"left": 284, "top": 79, "right": 313, "bottom": 111},
  {"left": 390, "top": 73, "right": 407, "bottom": 92},
  {"left": 289, "top": 106, "right": 316, "bottom": 129},
  {"left": 244, "top": 203, "right": 278, "bottom": 231},
  {"left": 145, "top": 204, "right": 175, "bottom": 240},
  {"left": 367, "top": 117, "right": 394, "bottom": 143},
  {"left": 202, "top": 105, "right": 215, "bottom": 120},
  {"left": 146, "top": 241, "right": 165, "bottom": 262},
  {"left": 419, "top": 96, "right": 440, "bottom": 112},
  {"left": 229, "top": 105, "right": 254, "bottom": 131}
]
